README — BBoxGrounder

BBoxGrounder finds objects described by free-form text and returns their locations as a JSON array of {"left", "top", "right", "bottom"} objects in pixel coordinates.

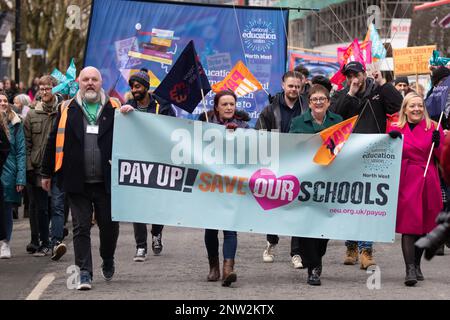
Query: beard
[
  {"left": 132, "top": 91, "right": 146, "bottom": 102},
  {"left": 84, "top": 89, "right": 100, "bottom": 103}
]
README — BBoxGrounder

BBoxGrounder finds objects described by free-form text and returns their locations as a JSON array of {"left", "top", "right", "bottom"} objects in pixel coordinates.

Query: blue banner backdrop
[{"left": 84, "top": 0, "right": 289, "bottom": 127}]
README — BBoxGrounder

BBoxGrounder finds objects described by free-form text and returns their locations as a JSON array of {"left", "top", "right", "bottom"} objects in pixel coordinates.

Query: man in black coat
[
  {"left": 41, "top": 66, "right": 120, "bottom": 290},
  {"left": 255, "top": 70, "right": 308, "bottom": 269},
  {"left": 330, "top": 61, "right": 403, "bottom": 270}
]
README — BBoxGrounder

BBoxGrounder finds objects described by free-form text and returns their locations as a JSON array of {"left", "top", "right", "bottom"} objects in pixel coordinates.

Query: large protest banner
[
  {"left": 112, "top": 112, "right": 403, "bottom": 243},
  {"left": 84, "top": 0, "right": 288, "bottom": 126}
]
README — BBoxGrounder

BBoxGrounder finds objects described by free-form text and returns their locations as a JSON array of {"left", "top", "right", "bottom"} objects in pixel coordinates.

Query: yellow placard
[
  {"left": 393, "top": 45, "right": 436, "bottom": 76},
  {"left": 151, "top": 37, "right": 172, "bottom": 47}
]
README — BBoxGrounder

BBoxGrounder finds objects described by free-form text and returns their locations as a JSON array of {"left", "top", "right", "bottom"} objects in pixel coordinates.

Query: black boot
[
  {"left": 12, "top": 207, "right": 18, "bottom": 219},
  {"left": 307, "top": 266, "right": 321, "bottom": 286},
  {"left": 415, "top": 242, "right": 424, "bottom": 281},
  {"left": 404, "top": 264, "right": 417, "bottom": 286},
  {"left": 207, "top": 256, "right": 220, "bottom": 282},
  {"left": 415, "top": 264, "right": 424, "bottom": 281}
]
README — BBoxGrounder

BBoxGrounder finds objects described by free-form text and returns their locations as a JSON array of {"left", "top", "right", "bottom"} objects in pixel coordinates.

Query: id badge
[{"left": 86, "top": 125, "right": 99, "bottom": 134}]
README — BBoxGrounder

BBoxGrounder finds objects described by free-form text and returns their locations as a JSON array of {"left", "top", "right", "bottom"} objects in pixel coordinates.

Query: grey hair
[{"left": 14, "top": 94, "right": 31, "bottom": 107}]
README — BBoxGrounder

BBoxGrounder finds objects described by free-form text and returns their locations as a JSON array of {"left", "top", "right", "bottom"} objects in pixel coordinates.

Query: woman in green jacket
[
  {"left": 289, "top": 84, "right": 343, "bottom": 286},
  {"left": 0, "top": 93, "right": 26, "bottom": 259}
]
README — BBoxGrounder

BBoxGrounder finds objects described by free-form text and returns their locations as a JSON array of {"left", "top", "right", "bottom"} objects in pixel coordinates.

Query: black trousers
[
  {"left": 290, "top": 237, "right": 302, "bottom": 257},
  {"left": 133, "top": 223, "right": 164, "bottom": 250},
  {"left": 68, "top": 183, "right": 119, "bottom": 277},
  {"left": 298, "top": 237, "right": 329, "bottom": 268},
  {"left": 267, "top": 234, "right": 302, "bottom": 257},
  {"left": 266, "top": 234, "right": 279, "bottom": 245},
  {"left": 0, "top": 183, "right": 5, "bottom": 240},
  {"left": 28, "top": 184, "right": 50, "bottom": 246}
]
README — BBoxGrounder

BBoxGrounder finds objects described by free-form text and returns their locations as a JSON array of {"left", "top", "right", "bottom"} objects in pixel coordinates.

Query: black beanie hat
[
  {"left": 129, "top": 68, "right": 150, "bottom": 89},
  {"left": 394, "top": 76, "right": 409, "bottom": 86},
  {"left": 311, "top": 75, "right": 332, "bottom": 92}
]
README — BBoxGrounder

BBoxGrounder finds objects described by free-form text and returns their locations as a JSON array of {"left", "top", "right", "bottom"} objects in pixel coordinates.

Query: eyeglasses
[
  {"left": 310, "top": 97, "right": 328, "bottom": 103},
  {"left": 39, "top": 87, "right": 53, "bottom": 92}
]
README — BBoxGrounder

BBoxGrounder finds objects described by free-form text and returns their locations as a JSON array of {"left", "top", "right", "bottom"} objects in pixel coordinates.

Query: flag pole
[
  {"left": 200, "top": 88, "right": 209, "bottom": 123},
  {"left": 424, "top": 111, "right": 444, "bottom": 178},
  {"left": 415, "top": 64, "right": 419, "bottom": 94}
]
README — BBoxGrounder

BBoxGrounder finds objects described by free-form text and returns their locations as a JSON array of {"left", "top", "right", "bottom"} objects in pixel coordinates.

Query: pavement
[{"left": 2, "top": 210, "right": 450, "bottom": 301}]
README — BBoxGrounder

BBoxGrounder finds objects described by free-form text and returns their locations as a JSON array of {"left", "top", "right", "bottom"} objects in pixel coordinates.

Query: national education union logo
[{"left": 242, "top": 19, "right": 277, "bottom": 52}]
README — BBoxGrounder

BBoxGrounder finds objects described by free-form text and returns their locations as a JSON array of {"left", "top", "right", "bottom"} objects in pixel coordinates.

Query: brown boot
[
  {"left": 222, "top": 259, "right": 237, "bottom": 287},
  {"left": 207, "top": 256, "right": 220, "bottom": 281},
  {"left": 344, "top": 244, "right": 358, "bottom": 265},
  {"left": 360, "top": 248, "right": 376, "bottom": 269}
]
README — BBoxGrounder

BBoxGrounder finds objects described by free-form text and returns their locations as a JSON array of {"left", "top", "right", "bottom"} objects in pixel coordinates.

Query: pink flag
[{"left": 331, "top": 39, "right": 367, "bottom": 90}]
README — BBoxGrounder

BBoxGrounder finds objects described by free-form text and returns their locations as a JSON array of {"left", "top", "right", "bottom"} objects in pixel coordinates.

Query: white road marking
[{"left": 26, "top": 273, "right": 56, "bottom": 300}]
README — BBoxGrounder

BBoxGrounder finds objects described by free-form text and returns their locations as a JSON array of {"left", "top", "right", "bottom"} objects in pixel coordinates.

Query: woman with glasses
[
  {"left": 389, "top": 92, "right": 444, "bottom": 286},
  {"left": 289, "top": 84, "right": 343, "bottom": 286}
]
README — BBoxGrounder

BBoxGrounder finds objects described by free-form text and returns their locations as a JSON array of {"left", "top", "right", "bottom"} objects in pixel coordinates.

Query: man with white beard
[{"left": 41, "top": 67, "right": 121, "bottom": 290}]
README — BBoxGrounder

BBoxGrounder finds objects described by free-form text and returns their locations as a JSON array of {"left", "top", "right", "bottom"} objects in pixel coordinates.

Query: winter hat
[
  {"left": 394, "top": 76, "right": 409, "bottom": 86},
  {"left": 129, "top": 68, "right": 150, "bottom": 89},
  {"left": 431, "top": 66, "right": 450, "bottom": 87},
  {"left": 311, "top": 75, "right": 332, "bottom": 92}
]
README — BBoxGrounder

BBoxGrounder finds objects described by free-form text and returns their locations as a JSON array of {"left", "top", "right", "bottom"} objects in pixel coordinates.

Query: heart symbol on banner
[{"left": 249, "top": 169, "right": 300, "bottom": 211}]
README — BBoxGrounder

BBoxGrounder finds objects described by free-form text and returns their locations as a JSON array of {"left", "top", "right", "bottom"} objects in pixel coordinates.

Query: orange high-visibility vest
[{"left": 54, "top": 98, "right": 121, "bottom": 172}]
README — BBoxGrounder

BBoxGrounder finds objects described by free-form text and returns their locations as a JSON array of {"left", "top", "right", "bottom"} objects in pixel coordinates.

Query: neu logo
[
  {"left": 249, "top": 169, "right": 300, "bottom": 210},
  {"left": 169, "top": 82, "right": 188, "bottom": 103}
]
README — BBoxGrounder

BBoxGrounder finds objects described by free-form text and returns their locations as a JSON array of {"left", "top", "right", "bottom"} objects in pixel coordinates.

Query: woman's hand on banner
[{"left": 225, "top": 122, "right": 238, "bottom": 130}]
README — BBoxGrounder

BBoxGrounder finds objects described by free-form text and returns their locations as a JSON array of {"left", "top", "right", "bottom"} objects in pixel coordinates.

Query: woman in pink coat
[{"left": 390, "top": 92, "right": 444, "bottom": 287}]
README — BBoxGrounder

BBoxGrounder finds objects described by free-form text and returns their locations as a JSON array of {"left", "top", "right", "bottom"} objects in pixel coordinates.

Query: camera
[{"left": 415, "top": 211, "right": 450, "bottom": 260}]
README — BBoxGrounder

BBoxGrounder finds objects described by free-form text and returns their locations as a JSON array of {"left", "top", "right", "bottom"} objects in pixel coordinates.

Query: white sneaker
[
  {"left": 0, "top": 241, "right": 11, "bottom": 259},
  {"left": 291, "top": 254, "right": 303, "bottom": 269},
  {"left": 263, "top": 242, "right": 276, "bottom": 263}
]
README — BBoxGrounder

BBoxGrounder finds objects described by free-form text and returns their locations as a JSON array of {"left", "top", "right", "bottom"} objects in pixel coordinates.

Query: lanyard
[{"left": 82, "top": 102, "right": 99, "bottom": 125}]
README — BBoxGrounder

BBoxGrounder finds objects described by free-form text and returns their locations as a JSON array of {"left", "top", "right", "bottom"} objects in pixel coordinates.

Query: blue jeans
[
  {"left": 205, "top": 229, "right": 237, "bottom": 260},
  {"left": 345, "top": 240, "right": 373, "bottom": 251},
  {"left": 50, "top": 177, "right": 65, "bottom": 246},
  {"left": 3, "top": 202, "right": 13, "bottom": 242}
]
